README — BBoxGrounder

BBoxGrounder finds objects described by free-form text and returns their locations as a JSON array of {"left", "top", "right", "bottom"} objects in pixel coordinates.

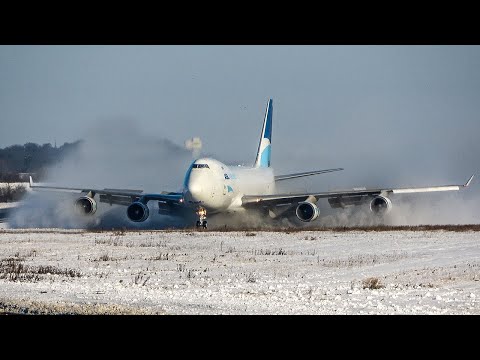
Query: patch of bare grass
[
  {"left": 202, "top": 224, "right": 480, "bottom": 232},
  {"left": 0, "top": 298, "right": 164, "bottom": 315},
  {"left": 318, "top": 251, "right": 409, "bottom": 268},
  {"left": 94, "top": 237, "right": 125, "bottom": 246},
  {"left": 94, "top": 254, "right": 113, "bottom": 262},
  {"left": 362, "top": 277, "right": 384, "bottom": 289},
  {"left": 146, "top": 253, "right": 172, "bottom": 261},
  {"left": 138, "top": 240, "right": 168, "bottom": 248},
  {"left": 0, "top": 257, "right": 81, "bottom": 282},
  {"left": 246, "top": 272, "right": 257, "bottom": 283},
  {"left": 133, "top": 272, "right": 150, "bottom": 286},
  {"left": 251, "top": 248, "right": 288, "bottom": 255}
]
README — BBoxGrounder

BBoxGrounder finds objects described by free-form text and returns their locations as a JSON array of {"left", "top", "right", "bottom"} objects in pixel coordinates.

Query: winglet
[
  {"left": 29, "top": 176, "right": 33, "bottom": 187},
  {"left": 464, "top": 174, "right": 474, "bottom": 187}
]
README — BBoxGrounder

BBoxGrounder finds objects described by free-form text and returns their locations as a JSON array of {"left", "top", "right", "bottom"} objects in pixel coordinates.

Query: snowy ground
[
  {"left": 0, "top": 228, "right": 479, "bottom": 314},
  {"left": 0, "top": 202, "right": 20, "bottom": 210}
]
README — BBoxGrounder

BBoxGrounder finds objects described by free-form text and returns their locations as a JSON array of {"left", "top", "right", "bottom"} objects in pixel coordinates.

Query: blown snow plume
[
  {"left": 206, "top": 166, "right": 279, "bottom": 230},
  {"left": 7, "top": 116, "right": 480, "bottom": 229},
  {"left": 9, "top": 119, "right": 193, "bottom": 229},
  {"left": 300, "top": 180, "right": 480, "bottom": 228}
]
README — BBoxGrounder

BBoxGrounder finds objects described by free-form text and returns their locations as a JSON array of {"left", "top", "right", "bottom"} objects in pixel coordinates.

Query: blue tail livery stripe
[
  {"left": 263, "top": 99, "right": 272, "bottom": 142},
  {"left": 254, "top": 99, "right": 273, "bottom": 168}
]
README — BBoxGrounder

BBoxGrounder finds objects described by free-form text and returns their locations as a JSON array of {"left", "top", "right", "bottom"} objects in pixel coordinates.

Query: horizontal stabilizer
[
  {"left": 464, "top": 174, "right": 474, "bottom": 187},
  {"left": 275, "top": 168, "right": 343, "bottom": 181}
]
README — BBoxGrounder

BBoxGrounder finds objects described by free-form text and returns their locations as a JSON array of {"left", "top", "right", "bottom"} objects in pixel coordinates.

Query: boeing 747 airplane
[{"left": 30, "top": 99, "right": 474, "bottom": 228}]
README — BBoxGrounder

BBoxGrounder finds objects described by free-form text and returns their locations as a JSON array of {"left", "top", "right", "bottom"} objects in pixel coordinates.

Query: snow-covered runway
[{"left": 0, "top": 228, "right": 479, "bottom": 314}]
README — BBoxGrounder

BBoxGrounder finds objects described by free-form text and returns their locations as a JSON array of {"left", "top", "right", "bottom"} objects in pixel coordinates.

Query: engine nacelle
[
  {"left": 369, "top": 195, "right": 392, "bottom": 215},
  {"left": 74, "top": 196, "right": 97, "bottom": 215},
  {"left": 295, "top": 202, "right": 320, "bottom": 222},
  {"left": 127, "top": 202, "right": 150, "bottom": 222}
]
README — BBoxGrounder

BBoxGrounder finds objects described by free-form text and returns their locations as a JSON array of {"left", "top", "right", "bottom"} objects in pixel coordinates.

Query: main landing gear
[{"left": 195, "top": 207, "right": 207, "bottom": 229}]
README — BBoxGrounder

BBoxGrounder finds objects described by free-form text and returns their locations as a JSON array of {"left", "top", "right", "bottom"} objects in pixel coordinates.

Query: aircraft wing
[
  {"left": 242, "top": 175, "right": 474, "bottom": 208},
  {"left": 29, "top": 177, "right": 183, "bottom": 207}
]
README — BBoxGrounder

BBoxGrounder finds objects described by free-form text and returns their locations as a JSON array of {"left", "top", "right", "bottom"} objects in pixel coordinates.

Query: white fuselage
[{"left": 182, "top": 158, "right": 275, "bottom": 213}]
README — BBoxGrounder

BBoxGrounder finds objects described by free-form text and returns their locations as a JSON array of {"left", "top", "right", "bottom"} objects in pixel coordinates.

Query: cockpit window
[{"left": 192, "top": 164, "right": 210, "bottom": 169}]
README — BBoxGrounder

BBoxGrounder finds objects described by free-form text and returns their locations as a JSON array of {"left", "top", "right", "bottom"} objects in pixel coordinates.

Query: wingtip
[
  {"left": 465, "top": 174, "right": 474, "bottom": 187},
  {"left": 29, "top": 176, "right": 33, "bottom": 187}
]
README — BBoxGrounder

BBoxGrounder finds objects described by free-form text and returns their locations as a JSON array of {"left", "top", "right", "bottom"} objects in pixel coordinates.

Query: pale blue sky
[{"left": 1, "top": 45, "right": 479, "bottom": 189}]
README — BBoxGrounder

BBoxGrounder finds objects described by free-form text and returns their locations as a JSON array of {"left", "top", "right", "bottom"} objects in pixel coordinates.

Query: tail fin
[{"left": 254, "top": 99, "right": 273, "bottom": 168}]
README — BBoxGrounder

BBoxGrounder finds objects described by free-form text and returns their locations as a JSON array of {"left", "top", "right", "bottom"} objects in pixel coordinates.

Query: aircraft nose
[{"left": 187, "top": 183, "right": 203, "bottom": 201}]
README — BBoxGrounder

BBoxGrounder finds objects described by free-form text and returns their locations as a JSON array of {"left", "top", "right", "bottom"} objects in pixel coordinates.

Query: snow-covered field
[
  {"left": 0, "top": 202, "right": 20, "bottom": 210},
  {"left": 0, "top": 228, "right": 479, "bottom": 314}
]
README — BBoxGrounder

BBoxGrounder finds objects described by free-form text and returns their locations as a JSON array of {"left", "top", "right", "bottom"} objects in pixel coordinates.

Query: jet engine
[
  {"left": 369, "top": 195, "right": 392, "bottom": 215},
  {"left": 74, "top": 196, "right": 97, "bottom": 215},
  {"left": 295, "top": 201, "right": 320, "bottom": 222},
  {"left": 127, "top": 202, "right": 149, "bottom": 222}
]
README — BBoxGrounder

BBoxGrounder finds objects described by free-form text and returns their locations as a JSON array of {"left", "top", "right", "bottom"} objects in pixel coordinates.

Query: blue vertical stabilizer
[{"left": 254, "top": 99, "right": 273, "bottom": 168}]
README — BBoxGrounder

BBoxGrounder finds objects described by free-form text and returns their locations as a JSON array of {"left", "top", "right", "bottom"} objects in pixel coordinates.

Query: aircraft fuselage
[{"left": 182, "top": 158, "right": 275, "bottom": 214}]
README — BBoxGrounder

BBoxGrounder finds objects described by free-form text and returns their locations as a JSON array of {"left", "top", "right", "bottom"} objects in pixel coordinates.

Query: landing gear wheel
[{"left": 195, "top": 207, "right": 208, "bottom": 230}]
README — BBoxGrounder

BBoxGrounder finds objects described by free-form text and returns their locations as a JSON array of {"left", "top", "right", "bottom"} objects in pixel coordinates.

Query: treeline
[
  {"left": 0, "top": 140, "right": 82, "bottom": 182},
  {"left": 0, "top": 183, "right": 27, "bottom": 202}
]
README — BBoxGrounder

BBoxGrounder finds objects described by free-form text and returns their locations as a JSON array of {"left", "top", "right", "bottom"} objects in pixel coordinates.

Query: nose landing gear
[{"left": 195, "top": 207, "right": 207, "bottom": 229}]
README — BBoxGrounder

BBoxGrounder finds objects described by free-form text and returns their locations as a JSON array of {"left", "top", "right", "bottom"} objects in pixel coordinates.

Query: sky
[{"left": 1, "top": 45, "right": 479, "bottom": 193}]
